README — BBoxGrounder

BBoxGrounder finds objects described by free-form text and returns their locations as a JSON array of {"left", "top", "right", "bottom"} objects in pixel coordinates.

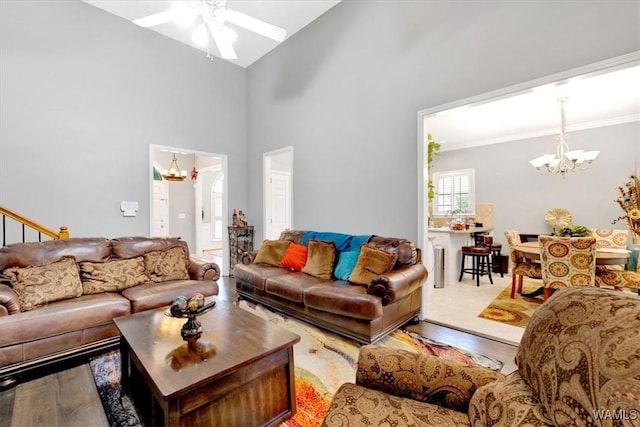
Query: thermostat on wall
[{"left": 121, "top": 201, "right": 139, "bottom": 217}]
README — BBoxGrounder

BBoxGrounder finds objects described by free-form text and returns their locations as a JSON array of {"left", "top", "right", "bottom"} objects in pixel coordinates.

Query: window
[{"left": 433, "top": 168, "right": 475, "bottom": 216}]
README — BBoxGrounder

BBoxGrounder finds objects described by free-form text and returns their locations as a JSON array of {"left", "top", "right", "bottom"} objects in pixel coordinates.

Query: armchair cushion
[
  {"left": 322, "top": 382, "right": 470, "bottom": 427},
  {"left": 468, "top": 371, "right": 552, "bottom": 427}
]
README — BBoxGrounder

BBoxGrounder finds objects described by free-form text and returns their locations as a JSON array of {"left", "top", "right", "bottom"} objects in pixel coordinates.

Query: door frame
[
  {"left": 263, "top": 146, "right": 293, "bottom": 240},
  {"left": 149, "top": 145, "right": 230, "bottom": 276}
]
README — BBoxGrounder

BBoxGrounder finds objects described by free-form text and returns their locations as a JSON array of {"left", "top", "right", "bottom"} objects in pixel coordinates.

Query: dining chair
[
  {"left": 504, "top": 230, "right": 542, "bottom": 298},
  {"left": 539, "top": 235, "right": 597, "bottom": 301},
  {"left": 589, "top": 228, "right": 640, "bottom": 294}
]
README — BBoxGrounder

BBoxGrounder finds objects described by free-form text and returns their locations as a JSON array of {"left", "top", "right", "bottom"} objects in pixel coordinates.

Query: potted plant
[
  {"left": 554, "top": 225, "right": 592, "bottom": 237},
  {"left": 426, "top": 133, "right": 441, "bottom": 203}
]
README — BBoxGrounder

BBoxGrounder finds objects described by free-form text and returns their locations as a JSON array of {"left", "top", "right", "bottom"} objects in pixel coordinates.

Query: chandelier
[
  {"left": 529, "top": 97, "right": 599, "bottom": 177},
  {"left": 162, "top": 154, "right": 187, "bottom": 182}
]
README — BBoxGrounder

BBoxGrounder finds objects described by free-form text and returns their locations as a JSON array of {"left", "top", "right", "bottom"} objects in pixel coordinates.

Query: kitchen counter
[
  {"left": 428, "top": 227, "right": 494, "bottom": 286},
  {"left": 428, "top": 227, "right": 493, "bottom": 235}
]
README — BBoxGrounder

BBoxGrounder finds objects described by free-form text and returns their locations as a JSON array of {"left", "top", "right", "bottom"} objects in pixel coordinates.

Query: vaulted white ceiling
[{"left": 83, "top": 0, "right": 341, "bottom": 68}]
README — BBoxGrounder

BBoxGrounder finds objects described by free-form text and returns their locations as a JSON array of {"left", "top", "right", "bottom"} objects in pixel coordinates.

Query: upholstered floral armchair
[
  {"left": 504, "top": 230, "right": 542, "bottom": 298},
  {"left": 322, "top": 287, "right": 640, "bottom": 427},
  {"left": 591, "top": 228, "right": 640, "bottom": 293}
]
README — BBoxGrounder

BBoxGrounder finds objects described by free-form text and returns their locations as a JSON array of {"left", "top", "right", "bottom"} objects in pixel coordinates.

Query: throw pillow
[
  {"left": 348, "top": 244, "right": 398, "bottom": 286},
  {"left": 334, "top": 250, "right": 360, "bottom": 281},
  {"left": 144, "top": 246, "right": 190, "bottom": 283},
  {"left": 253, "top": 240, "right": 291, "bottom": 266},
  {"left": 280, "top": 243, "right": 308, "bottom": 271},
  {"left": 3, "top": 256, "right": 83, "bottom": 312},
  {"left": 79, "top": 256, "right": 150, "bottom": 294},
  {"left": 302, "top": 240, "right": 336, "bottom": 280}
]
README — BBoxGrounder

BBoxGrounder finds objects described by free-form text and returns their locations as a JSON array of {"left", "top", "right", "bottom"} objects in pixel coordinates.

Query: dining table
[{"left": 514, "top": 241, "right": 631, "bottom": 266}]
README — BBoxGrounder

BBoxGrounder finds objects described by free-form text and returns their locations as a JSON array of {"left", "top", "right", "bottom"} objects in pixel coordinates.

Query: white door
[
  {"left": 264, "top": 147, "right": 293, "bottom": 240},
  {"left": 268, "top": 172, "right": 291, "bottom": 239},
  {"left": 152, "top": 180, "right": 169, "bottom": 237}
]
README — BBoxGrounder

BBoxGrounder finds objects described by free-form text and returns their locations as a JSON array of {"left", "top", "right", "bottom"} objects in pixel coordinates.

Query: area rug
[
  {"left": 90, "top": 302, "right": 503, "bottom": 427},
  {"left": 478, "top": 279, "right": 544, "bottom": 328}
]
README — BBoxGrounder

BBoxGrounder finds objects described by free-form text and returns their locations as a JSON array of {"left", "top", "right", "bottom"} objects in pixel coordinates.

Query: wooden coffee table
[{"left": 113, "top": 301, "right": 300, "bottom": 427}]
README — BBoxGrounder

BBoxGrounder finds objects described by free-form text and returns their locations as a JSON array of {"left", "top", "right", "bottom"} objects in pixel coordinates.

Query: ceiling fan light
[
  {"left": 207, "top": 22, "right": 237, "bottom": 59},
  {"left": 226, "top": 9, "right": 287, "bottom": 42},
  {"left": 192, "top": 24, "right": 209, "bottom": 47},
  {"left": 133, "top": 10, "right": 175, "bottom": 28},
  {"left": 173, "top": 3, "right": 198, "bottom": 26}
]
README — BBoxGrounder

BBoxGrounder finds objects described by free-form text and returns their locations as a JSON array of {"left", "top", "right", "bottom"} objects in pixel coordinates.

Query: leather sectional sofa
[
  {"left": 233, "top": 230, "right": 427, "bottom": 344},
  {"left": 0, "top": 236, "right": 220, "bottom": 387}
]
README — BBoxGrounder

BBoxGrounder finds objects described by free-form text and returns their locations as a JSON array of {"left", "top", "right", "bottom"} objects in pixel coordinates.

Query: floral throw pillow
[
  {"left": 79, "top": 256, "right": 150, "bottom": 294},
  {"left": 3, "top": 256, "right": 83, "bottom": 312},
  {"left": 144, "top": 246, "right": 190, "bottom": 283}
]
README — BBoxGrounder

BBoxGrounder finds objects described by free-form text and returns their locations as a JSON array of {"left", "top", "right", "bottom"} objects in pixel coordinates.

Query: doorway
[
  {"left": 150, "top": 146, "right": 230, "bottom": 276},
  {"left": 264, "top": 147, "right": 293, "bottom": 240}
]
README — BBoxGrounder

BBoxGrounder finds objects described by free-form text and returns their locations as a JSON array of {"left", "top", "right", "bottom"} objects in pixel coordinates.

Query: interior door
[
  {"left": 264, "top": 147, "right": 293, "bottom": 240},
  {"left": 268, "top": 171, "right": 291, "bottom": 239},
  {"left": 152, "top": 180, "right": 169, "bottom": 237}
]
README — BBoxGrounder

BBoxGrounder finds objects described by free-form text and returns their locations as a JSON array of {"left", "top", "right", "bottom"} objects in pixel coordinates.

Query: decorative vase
[{"left": 628, "top": 242, "right": 640, "bottom": 272}]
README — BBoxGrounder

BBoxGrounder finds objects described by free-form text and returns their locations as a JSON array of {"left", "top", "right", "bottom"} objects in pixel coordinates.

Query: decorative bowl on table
[{"left": 165, "top": 293, "right": 216, "bottom": 342}]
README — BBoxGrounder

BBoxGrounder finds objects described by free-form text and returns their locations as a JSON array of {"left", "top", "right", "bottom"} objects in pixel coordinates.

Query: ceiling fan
[{"left": 133, "top": 0, "right": 287, "bottom": 60}]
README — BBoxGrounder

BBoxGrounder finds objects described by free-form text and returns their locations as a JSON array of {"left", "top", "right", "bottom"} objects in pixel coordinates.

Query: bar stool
[
  {"left": 482, "top": 235, "right": 503, "bottom": 277},
  {"left": 459, "top": 246, "right": 493, "bottom": 286}
]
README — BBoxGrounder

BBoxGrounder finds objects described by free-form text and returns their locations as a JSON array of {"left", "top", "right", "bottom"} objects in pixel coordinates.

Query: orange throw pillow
[{"left": 280, "top": 243, "right": 308, "bottom": 271}]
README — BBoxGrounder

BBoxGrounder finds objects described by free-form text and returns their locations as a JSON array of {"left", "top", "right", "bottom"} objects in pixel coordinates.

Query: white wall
[
  {"left": 433, "top": 122, "right": 640, "bottom": 246},
  {"left": 0, "top": 1, "right": 247, "bottom": 240},
  {"left": 247, "top": 0, "right": 640, "bottom": 245}
]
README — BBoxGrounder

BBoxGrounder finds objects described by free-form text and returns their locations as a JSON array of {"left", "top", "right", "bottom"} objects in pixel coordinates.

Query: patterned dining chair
[
  {"left": 539, "top": 235, "right": 597, "bottom": 301},
  {"left": 504, "top": 230, "right": 542, "bottom": 298},
  {"left": 590, "top": 228, "right": 629, "bottom": 249},
  {"left": 591, "top": 228, "right": 640, "bottom": 294}
]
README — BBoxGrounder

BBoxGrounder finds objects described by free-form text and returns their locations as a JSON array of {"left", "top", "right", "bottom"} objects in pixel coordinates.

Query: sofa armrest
[
  {"left": 356, "top": 345, "right": 504, "bottom": 413},
  {"left": 188, "top": 257, "right": 221, "bottom": 281},
  {"left": 367, "top": 263, "right": 427, "bottom": 305},
  {"left": 240, "top": 251, "right": 259, "bottom": 265},
  {"left": 0, "top": 284, "right": 21, "bottom": 316}
]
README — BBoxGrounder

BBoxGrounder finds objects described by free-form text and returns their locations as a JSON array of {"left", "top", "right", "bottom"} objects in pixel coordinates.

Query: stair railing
[{"left": 0, "top": 205, "right": 69, "bottom": 246}]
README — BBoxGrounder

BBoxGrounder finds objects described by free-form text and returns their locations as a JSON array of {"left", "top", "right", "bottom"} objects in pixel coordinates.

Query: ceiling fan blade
[
  {"left": 225, "top": 9, "right": 286, "bottom": 43},
  {"left": 133, "top": 10, "right": 177, "bottom": 28},
  {"left": 207, "top": 22, "right": 237, "bottom": 59}
]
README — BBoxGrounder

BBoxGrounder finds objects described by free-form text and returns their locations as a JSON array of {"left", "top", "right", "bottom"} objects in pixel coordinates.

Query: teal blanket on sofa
[{"left": 301, "top": 231, "right": 371, "bottom": 252}]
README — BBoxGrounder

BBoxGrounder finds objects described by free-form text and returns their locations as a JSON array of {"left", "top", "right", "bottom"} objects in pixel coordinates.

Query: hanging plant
[{"left": 426, "top": 133, "right": 441, "bottom": 203}]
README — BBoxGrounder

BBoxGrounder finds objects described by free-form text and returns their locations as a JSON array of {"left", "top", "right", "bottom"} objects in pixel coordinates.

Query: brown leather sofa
[
  {"left": 234, "top": 231, "right": 426, "bottom": 344},
  {"left": 0, "top": 236, "right": 220, "bottom": 387}
]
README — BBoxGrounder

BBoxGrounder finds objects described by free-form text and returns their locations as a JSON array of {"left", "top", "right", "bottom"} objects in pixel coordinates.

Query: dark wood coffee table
[{"left": 113, "top": 301, "right": 300, "bottom": 427}]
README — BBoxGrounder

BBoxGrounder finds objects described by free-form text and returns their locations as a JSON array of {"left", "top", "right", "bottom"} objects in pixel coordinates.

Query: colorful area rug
[
  {"left": 90, "top": 302, "right": 503, "bottom": 427},
  {"left": 478, "top": 279, "right": 544, "bottom": 328}
]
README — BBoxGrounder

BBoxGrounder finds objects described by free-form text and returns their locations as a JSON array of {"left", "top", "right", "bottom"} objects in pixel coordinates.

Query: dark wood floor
[{"left": 0, "top": 276, "right": 517, "bottom": 427}]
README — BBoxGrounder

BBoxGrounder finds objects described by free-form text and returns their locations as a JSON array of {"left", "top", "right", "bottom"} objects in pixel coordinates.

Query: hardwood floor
[{"left": 0, "top": 276, "right": 517, "bottom": 426}]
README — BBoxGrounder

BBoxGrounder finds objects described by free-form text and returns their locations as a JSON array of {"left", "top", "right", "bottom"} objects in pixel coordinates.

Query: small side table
[{"left": 228, "top": 226, "right": 254, "bottom": 275}]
